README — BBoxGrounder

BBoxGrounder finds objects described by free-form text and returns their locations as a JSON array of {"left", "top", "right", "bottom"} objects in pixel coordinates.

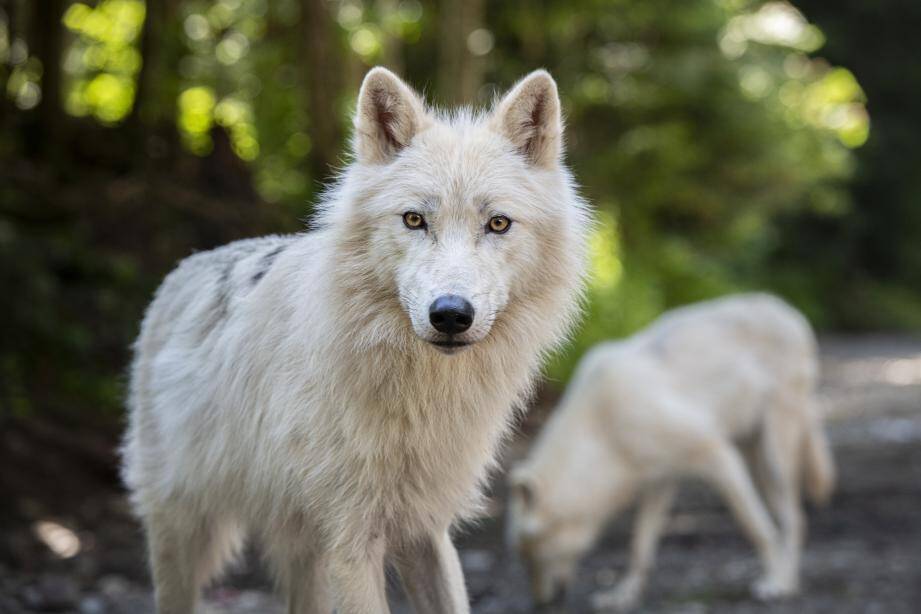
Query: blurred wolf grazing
[
  {"left": 120, "top": 67, "right": 589, "bottom": 614},
  {"left": 508, "top": 294, "right": 835, "bottom": 610}
]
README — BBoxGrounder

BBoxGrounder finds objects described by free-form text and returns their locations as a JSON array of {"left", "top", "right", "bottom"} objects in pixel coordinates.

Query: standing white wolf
[
  {"left": 121, "top": 67, "right": 589, "bottom": 613},
  {"left": 507, "top": 294, "right": 835, "bottom": 610}
]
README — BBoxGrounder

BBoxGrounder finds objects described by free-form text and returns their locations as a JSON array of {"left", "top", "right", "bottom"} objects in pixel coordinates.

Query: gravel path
[{"left": 3, "top": 335, "right": 920, "bottom": 613}]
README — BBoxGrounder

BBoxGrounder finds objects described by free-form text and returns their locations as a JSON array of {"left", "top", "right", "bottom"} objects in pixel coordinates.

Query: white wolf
[
  {"left": 507, "top": 294, "right": 835, "bottom": 610},
  {"left": 120, "top": 67, "right": 589, "bottom": 614}
]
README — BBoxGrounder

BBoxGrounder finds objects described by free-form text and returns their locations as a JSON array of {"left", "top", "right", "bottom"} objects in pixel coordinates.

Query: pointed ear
[
  {"left": 492, "top": 70, "right": 563, "bottom": 168},
  {"left": 354, "top": 67, "right": 429, "bottom": 164},
  {"left": 509, "top": 466, "right": 538, "bottom": 510}
]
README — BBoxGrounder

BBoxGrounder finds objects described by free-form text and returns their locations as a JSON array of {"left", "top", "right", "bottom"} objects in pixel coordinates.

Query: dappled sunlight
[
  {"left": 350, "top": 25, "right": 384, "bottom": 58},
  {"left": 467, "top": 28, "right": 495, "bottom": 57},
  {"left": 776, "top": 66, "right": 869, "bottom": 148},
  {"left": 2, "top": 10, "right": 41, "bottom": 111},
  {"left": 589, "top": 211, "right": 623, "bottom": 292},
  {"left": 28, "top": 0, "right": 872, "bottom": 214},
  {"left": 882, "top": 356, "right": 921, "bottom": 387},
  {"left": 215, "top": 97, "right": 260, "bottom": 160},
  {"left": 721, "top": 1, "right": 824, "bottom": 55},
  {"left": 177, "top": 79, "right": 261, "bottom": 161},
  {"left": 337, "top": 0, "right": 424, "bottom": 60},
  {"left": 815, "top": 344, "right": 921, "bottom": 427},
  {"left": 804, "top": 69, "right": 869, "bottom": 147},
  {"left": 7, "top": 65, "right": 41, "bottom": 110},
  {"left": 215, "top": 31, "right": 250, "bottom": 66},
  {"left": 32, "top": 521, "right": 81, "bottom": 559},
  {"left": 176, "top": 83, "right": 261, "bottom": 160},
  {"left": 62, "top": 0, "right": 144, "bottom": 124},
  {"left": 721, "top": 1, "right": 869, "bottom": 148},
  {"left": 829, "top": 353, "right": 921, "bottom": 388},
  {"left": 178, "top": 85, "right": 216, "bottom": 154}
]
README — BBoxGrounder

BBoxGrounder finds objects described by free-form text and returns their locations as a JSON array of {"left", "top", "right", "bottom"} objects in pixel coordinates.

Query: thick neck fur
[
  {"left": 236, "top": 169, "right": 583, "bottom": 542},
  {"left": 211, "top": 255, "right": 511, "bottom": 548}
]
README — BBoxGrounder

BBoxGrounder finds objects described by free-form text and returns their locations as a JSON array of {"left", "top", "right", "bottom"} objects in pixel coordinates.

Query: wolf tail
[{"left": 802, "top": 400, "right": 836, "bottom": 505}]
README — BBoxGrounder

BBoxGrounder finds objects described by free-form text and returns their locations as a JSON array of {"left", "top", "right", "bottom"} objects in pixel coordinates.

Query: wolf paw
[
  {"left": 591, "top": 580, "right": 642, "bottom": 612},
  {"left": 751, "top": 575, "right": 798, "bottom": 601}
]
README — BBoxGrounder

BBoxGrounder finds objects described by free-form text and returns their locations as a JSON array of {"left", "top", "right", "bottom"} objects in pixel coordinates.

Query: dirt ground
[{"left": 2, "top": 335, "right": 920, "bottom": 613}]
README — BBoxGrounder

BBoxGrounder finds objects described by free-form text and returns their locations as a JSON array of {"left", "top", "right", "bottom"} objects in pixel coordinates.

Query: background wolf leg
[{"left": 593, "top": 481, "right": 678, "bottom": 610}]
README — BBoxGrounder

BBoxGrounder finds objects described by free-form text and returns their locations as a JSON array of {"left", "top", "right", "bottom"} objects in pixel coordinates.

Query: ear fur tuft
[
  {"left": 492, "top": 69, "right": 563, "bottom": 168},
  {"left": 354, "top": 67, "right": 429, "bottom": 164}
]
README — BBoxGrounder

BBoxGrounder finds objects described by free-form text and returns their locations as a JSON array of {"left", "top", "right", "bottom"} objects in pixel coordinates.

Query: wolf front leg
[
  {"left": 593, "top": 481, "right": 677, "bottom": 611},
  {"left": 692, "top": 437, "right": 787, "bottom": 599},
  {"left": 393, "top": 530, "right": 470, "bottom": 614},
  {"left": 285, "top": 551, "right": 335, "bottom": 614},
  {"left": 146, "top": 511, "right": 244, "bottom": 614},
  {"left": 326, "top": 538, "right": 390, "bottom": 614}
]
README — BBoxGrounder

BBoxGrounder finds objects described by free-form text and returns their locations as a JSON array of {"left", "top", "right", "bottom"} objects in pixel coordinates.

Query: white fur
[
  {"left": 121, "top": 67, "right": 589, "bottom": 614},
  {"left": 507, "top": 294, "right": 836, "bottom": 610}
]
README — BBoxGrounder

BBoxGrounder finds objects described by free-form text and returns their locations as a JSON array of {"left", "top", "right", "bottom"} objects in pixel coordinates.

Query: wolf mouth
[{"left": 431, "top": 339, "right": 471, "bottom": 353}]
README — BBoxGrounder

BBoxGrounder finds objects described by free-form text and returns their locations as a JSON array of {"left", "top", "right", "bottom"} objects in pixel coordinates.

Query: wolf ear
[
  {"left": 492, "top": 70, "right": 563, "bottom": 168},
  {"left": 510, "top": 467, "right": 538, "bottom": 510},
  {"left": 354, "top": 67, "right": 429, "bottom": 164}
]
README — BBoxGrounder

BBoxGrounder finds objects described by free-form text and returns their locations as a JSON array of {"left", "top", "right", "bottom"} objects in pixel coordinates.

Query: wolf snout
[{"left": 429, "top": 294, "right": 474, "bottom": 335}]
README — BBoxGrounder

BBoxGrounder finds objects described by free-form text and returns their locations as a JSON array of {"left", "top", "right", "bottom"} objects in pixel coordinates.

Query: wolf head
[
  {"left": 320, "top": 67, "right": 588, "bottom": 357},
  {"left": 506, "top": 459, "right": 636, "bottom": 606},
  {"left": 506, "top": 466, "right": 598, "bottom": 605}
]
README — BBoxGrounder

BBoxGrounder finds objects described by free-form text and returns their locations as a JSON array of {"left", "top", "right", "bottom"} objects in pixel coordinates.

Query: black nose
[{"left": 429, "top": 295, "right": 474, "bottom": 335}]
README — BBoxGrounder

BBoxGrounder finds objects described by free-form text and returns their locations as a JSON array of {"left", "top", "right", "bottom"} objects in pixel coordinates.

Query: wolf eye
[
  {"left": 403, "top": 211, "right": 426, "bottom": 230},
  {"left": 487, "top": 215, "right": 512, "bottom": 234}
]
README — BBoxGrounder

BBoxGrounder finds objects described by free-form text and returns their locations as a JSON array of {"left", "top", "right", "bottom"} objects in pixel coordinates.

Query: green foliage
[
  {"left": 1, "top": 0, "right": 918, "bottom": 418},
  {"left": 786, "top": 0, "right": 921, "bottom": 324},
  {"left": 174, "top": 0, "right": 272, "bottom": 161},
  {"left": 526, "top": 0, "right": 870, "bottom": 379},
  {"left": 63, "top": 0, "right": 145, "bottom": 123}
]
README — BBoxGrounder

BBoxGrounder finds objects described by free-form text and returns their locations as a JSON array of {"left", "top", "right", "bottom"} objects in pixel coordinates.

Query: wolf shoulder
[
  {"left": 136, "top": 233, "right": 317, "bottom": 350},
  {"left": 631, "top": 293, "right": 816, "bottom": 379},
  {"left": 566, "top": 293, "right": 818, "bottom": 408}
]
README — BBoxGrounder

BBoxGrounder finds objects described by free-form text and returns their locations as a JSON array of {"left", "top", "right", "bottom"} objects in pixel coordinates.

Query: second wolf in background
[{"left": 507, "top": 293, "right": 835, "bottom": 610}]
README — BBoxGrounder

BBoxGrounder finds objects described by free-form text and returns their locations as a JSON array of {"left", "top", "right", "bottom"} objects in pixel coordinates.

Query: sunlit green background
[{"left": 1, "top": 0, "right": 919, "bottom": 418}]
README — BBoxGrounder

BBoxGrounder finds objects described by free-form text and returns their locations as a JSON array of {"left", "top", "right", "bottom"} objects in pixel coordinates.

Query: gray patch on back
[
  {"left": 191, "top": 236, "right": 294, "bottom": 340},
  {"left": 251, "top": 245, "right": 287, "bottom": 285}
]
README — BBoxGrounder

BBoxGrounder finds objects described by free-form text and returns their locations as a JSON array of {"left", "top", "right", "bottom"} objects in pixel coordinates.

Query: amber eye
[
  {"left": 403, "top": 211, "right": 426, "bottom": 230},
  {"left": 487, "top": 215, "right": 512, "bottom": 234}
]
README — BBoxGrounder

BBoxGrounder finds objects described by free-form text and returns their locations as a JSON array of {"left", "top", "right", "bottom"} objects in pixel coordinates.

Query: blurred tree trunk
[
  {"left": 0, "top": 0, "right": 16, "bottom": 127},
  {"left": 437, "top": 0, "right": 484, "bottom": 105},
  {"left": 300, "top": 0, "right": 343, "bottom": 184},
  {"left": 28, "top": 0, "right": 64, "bottom": 158},
  {"left": 202, "top": 125, "right": 257, "bottom": 201},
  {"left": 129, "top": 0, "right": 181, "bottom": 163}
]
